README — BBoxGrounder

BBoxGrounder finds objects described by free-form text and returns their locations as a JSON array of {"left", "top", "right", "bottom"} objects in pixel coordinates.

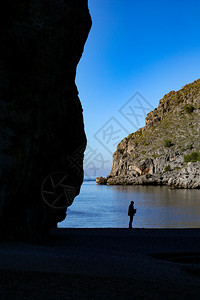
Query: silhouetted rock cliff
[
  {"left": 0, "top": 0, "right": 91, "bottom": 241},
  {"left": 106, "top": 80, "right": 200, "bottom": 188}
]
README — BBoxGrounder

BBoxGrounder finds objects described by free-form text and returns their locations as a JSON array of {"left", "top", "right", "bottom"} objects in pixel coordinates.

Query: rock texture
[
  {"left": 0, "top": 0, "right": 91, "bottom": 241},
  {"left": 96, "top": 177, "right": 107, "bottom": 185},
  {"left": 106, "top": 80, "right": 200, "bottom": 188}
]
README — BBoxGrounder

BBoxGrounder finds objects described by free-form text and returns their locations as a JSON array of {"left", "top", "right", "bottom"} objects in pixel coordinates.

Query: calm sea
[{"left": 58, "top": 180, "right": 200, "bottom": 228}]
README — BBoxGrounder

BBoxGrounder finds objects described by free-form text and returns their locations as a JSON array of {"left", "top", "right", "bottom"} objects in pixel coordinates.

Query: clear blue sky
[{"left": 76, "top": 0, "right": 200, "bottom": 178}]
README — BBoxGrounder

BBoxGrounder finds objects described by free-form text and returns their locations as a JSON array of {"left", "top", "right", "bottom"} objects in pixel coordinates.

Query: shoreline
[
  {"left": 96, "top": 173, "right": 200, "bottom": 189},
  {"left": 0, "top": 228, "right": 200, "bottom": 299}
]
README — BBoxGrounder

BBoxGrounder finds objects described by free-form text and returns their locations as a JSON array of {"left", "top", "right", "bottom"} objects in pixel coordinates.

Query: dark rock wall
[{"left": 0, "top": 0, "right": 91, "bottom": 241}]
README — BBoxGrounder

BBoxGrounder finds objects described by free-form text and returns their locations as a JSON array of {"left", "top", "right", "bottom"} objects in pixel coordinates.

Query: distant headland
[{"left": 97, "top": 79, "right": 200, "bottom": 189}]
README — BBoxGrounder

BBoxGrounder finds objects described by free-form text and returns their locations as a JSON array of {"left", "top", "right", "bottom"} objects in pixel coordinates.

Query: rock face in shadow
[{"left": 0, "top": 0, "right": 91, "bottom": 241}]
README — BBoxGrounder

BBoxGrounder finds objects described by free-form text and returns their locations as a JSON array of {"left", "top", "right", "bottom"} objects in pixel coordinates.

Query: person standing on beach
[{"left": 128, "top": 201, "right": 136, "bottom": 229}]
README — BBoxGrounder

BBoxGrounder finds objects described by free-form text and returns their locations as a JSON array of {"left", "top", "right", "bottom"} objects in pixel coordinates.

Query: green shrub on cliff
[
  {"left": 164, "top": 139, "right": 172, "bottom": 147},
  {"left": 184, "top": 104, "right": 195, "bottom": 114},
  {"left": 164, "top": 165, "right": 171, "bottom": 172},
  {"left": 184, "top": 152, "right": 200, "bottom": 162},
  {"left": 187, "top": 144, "right": 193, "bottom": 150}
]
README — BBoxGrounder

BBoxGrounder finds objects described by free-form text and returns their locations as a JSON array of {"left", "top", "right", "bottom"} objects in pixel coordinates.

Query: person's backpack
[{"left": 128, "top": 206, "right": 137, "bottom": 216}]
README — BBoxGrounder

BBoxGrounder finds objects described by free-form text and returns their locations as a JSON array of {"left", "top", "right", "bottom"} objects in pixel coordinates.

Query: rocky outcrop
[
  {"left": 96, "top": 177, "right": 107, "bottom": 185},
  {"left": 0, "top": 0, "right": 91, "bottom": 241},
  {"left": 106, "top": 80, "right": 200, "bottom": 188}
]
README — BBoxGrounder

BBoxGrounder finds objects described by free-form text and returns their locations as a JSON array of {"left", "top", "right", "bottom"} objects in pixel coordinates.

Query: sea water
[{"left": 58, "top": 180, "right": 200, "bottom": 228}]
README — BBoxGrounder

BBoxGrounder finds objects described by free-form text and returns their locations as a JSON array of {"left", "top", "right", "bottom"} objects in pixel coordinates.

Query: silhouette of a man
[{"left": 128, "top": 201, "right": 136, "bottom": 229}]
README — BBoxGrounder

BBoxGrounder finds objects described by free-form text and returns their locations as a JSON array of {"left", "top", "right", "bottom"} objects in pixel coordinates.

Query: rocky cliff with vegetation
[
  {"left": 104, "top": 80, "right": 200, "bottom": 188},
  {"left": 0, "top": 0, "right": 91, "bottom": 241}
]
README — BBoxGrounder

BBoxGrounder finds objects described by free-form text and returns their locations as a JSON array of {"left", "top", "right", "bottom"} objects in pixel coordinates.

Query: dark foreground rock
[{"left": 0, "top": 0, "right": 91, "bottom": 241}]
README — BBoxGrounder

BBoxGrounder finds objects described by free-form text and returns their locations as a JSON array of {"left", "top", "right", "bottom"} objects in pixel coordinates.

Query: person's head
[{"left": 131, "top": 201, "right": 134, "bottom": 205}]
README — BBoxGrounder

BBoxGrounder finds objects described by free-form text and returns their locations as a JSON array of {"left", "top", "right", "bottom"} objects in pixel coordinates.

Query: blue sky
[{"left": 76, "top": 0, "right": 200, "bottom": 178}]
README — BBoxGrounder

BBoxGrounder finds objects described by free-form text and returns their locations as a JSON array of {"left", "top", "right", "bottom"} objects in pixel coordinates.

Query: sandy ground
[{"left": 0, "top": 228, "right": 200, "bottom": 299}]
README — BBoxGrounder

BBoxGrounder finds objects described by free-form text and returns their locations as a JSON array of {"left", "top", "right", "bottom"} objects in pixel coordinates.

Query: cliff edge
[
  {"left": 0, "top": 0, "right": 91, "bottom": 241},
  {"left": 106, "top": 79, "right": 200, "bottom": 188}
]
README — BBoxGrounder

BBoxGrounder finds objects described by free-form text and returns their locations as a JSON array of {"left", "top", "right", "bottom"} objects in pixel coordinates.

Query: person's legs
[{"left": 129, "top": 215, "right": 133, "bottom": 228}]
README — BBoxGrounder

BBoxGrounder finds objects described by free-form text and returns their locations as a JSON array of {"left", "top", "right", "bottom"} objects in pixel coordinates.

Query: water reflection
[{"left": 59, "top": 182, "right": 200, "bottom": 228}]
